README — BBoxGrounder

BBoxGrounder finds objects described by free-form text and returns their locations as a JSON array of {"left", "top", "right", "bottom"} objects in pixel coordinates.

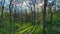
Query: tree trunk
[
  {"left": 43, "top": 0, "right": 47, "bottom": 34},
  {"left": 1, "top": 6, "right": 4, "bottom": 18},
  {"left": 50, "top": 7, "right": 52, "bottom": 23},
  {"left": 9, "top": 0, "right": 13, "bottom": 23},
  {"left": 0, "top": 8, "right": 1, "bottom": 28}
]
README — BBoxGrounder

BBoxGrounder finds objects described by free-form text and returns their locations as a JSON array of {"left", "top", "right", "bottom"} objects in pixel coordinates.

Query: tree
[
  {"left": 48, "top": 0, "right": 56, "bottom": 23},
  {"left": 9, "top": 0, "right": 14, "bottom": 34},
  {"left": 14, "top": 5, "right": 16, "bottom": 23},
  {"left": 0, "top": 0, "right": 5, "bottom": 28},
  {"left": 43, "top": 0, "right": 48, "bottom": 34},
  {"left": 9, "top": 0, "right": 13, "bottom": 23},
  {"left": 0, "top": 16, "right": 2, "bottom": 28},
  {"left": 31, "top": 0, "right": 36, "bottom": 26},
  {"left": 1, "top": 0, "right": 5, "bottom": 19}
]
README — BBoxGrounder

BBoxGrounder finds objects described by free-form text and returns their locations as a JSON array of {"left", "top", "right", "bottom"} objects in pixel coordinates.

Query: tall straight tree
[
  {"left": 31, "top": 0, "right": 36, "bottom": 26},
  {"left": 0, "top": 0, "right": 5, "bottom": 28},
  {"left": 50, "top": 1, "right": 54, "bottom": 24},
  {"left": 21, "top": 1, "right": 23, "bottom": 26},
  {"left": 48, "top": 0, "right": 55, "bottom": 23},
  {"left": 31, "top": 0, "right": 36, "bottom": 33},
  {"left": 14, "top": 5, "right": 16, "bottom": 23},
  {"left": 9, "top": 0, "right": 14, "bottom": 34},
  {"left": 0, "top": 17, "right": 2, "bottom": 28},
  {"left": 1, "top": 0, "right": 5, "bottom": 18},
  {"left": 9, "top": 0, "right": 13, "bottom": 23},
  {"left": 13, "top": 0, "right": 17, "bottom": 23},
  {"left": 43, "top": 0, "right": 48, "bottom": 34},
  {"left": 29, "top": 0, "right": 33, "bottom": 25}
]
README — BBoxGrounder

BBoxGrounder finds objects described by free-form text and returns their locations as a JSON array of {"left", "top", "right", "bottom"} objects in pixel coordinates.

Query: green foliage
[{"left": 0, "top": 10, "right": 60, "bottom": 34}]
